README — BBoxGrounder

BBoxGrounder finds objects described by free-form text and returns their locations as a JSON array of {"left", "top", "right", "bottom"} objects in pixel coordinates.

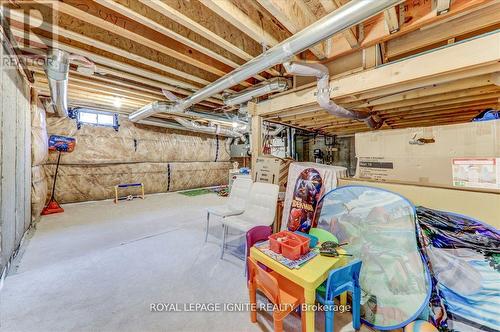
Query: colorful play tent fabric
[
  {"left": 316, "top": 186, "right": 431, "bottom": 330},
  {"left": 416, "top": 207, "right": 500, "bottom": 332}
]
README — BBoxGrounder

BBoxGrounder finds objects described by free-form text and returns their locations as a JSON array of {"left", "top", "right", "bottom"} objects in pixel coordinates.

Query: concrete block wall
[{"left": 0, "top": 43, "right": 32, "bottom": 273}]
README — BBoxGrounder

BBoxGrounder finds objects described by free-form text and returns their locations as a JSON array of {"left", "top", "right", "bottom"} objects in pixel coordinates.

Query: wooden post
[{"left": 248, "top": 102, "right": 262, "bottom": 180}]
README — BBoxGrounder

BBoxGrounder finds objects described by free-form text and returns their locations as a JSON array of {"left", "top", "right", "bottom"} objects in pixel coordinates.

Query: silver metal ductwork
[
  {"left": 44, "top": 48, "right": 70, "bottom": 117},
  {"left": 222, "top": 77, "right": 290, "bottom": 106},
  {"left": 128, "top": 0, "right": 403, "bottom": 123},
  {"left": 173, "top": 117, "right": 246, "bottom": 140},
  {"left": 283, "top": 62, "right": 384, "bottom": 129},
  {"left": 132, "top": 101, "right": 247, "bottom": 140}
]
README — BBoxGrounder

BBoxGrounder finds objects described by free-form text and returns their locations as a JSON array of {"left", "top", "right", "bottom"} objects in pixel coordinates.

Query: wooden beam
[
  {"left": 199, "top": 0, "right": 279, "bottom": 48},
  {"left": 7, "top": 11, "right": 215, "bottom": 87},
  {"left": 371, "top": 86, "right": 500, "bottom": 111},
  {"left": 318, "top": 0, "right": 358, "bottom": 48},
  {"left": 93, "top": 0, "right": 267, "bottom": 85},
  {"left": 379, "top": 93, "right": 500, "bottom": 113},
  {"left": 326, "top": 0, "right": 495, "bottom": 59},
  {"left": 10, "top": 26, "right": 202, "bottom": 91},
  {"left": 256, "top": 31, "right": 500, "bottom": 116},
  {"left": 356, "top": 75, "right": 494, "bottom": 108},
  {"left": 492, "top": 72, "right": 500, "bottom": 87},
  {"left": 386, "top": 2, "right": 500, "bottom": 59},
  {"left": 256, "top": 0, "right": 326, "bottom": 59},
  {"left": 138, "top": 0, "right": 280, "bottom": 77},
  {"left": 95, "top": 0, "right": 237, "bottom": 69},
  {"left": 35, "top": 0, "right": 237, "bottom": 80}
]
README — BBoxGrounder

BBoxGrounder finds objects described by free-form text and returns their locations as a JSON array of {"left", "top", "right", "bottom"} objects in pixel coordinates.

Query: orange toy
[{"left": 247, "top": 257, "right": 306, "bottom": 332}]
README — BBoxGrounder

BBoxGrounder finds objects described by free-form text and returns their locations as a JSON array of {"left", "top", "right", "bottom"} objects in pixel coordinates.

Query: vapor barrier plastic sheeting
[
  {"left": 316, "top": 185, "right": 431, "bottom": 330},
  {"left": 416, "top": 207, "right": 500, "bottom": 332}
]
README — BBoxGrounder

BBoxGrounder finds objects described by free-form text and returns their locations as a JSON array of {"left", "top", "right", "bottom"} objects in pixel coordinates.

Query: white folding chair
[
  {"left": 220, "top": 182, "right": 279, "bottom": 259},
  {"left": 205, "top": 177, "right": 253, "bottom": 242}
]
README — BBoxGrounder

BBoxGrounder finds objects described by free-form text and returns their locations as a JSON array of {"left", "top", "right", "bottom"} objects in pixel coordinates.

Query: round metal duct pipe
[
  {"left": 222, "top": 77, "right": 290, "bottom": 106},
  {"left": 44, "top": 48, "right": 70, "bottom": 117}
]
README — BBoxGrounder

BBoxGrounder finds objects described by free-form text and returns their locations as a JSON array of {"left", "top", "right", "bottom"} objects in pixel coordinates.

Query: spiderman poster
[{"left": 286, "top": 168, "right": 323, "bottom": 233}]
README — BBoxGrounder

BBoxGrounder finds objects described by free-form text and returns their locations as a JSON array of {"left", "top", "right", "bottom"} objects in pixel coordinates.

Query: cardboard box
[
  {"left": 355, "top": 120, "right": 500, "bottom": 190},
  {"left": 254, "top": 156, "right": 281, "bottom": 185}
]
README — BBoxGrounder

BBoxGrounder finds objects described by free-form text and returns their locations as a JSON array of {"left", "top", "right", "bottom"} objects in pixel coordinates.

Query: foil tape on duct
[
  {"left": 45, "top": 116, "right": 230, "bottom": 164},
  {"left": 43, "top": 162, "right": 231, "bottom": 203},
  {"left": 32, "top": 105, "right": 48, "bottom": 166},
  {"left": 31, "top": 166, "right": 48, "bottom": 221}
]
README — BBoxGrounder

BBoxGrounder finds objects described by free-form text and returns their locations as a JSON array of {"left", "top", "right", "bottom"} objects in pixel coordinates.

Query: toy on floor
[
  {"left": 42, "top": 135, "right": 76, "bottom": 215},
  {"left": 114, "top": 183, "right": 145, "bottom": 203}
]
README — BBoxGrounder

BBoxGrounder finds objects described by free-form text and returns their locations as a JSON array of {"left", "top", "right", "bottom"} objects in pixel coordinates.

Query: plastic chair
[
  {"left": 221, "top": 182, "right": 279, "bottom": 259},
  {"left": 309, "top": 228, "right": 338, "bottom": 244},
  {"left": 247, "top": 257, "right": 306, "bottom": 332},
  {"left": 245, "top": 226, "right": 272, "bottom": 280},
  {"left": 205, "top": 177, "right": 252, "bottom": 242},
  {"left": 316, "top": 259, "right": 362, "bottom": 332}
]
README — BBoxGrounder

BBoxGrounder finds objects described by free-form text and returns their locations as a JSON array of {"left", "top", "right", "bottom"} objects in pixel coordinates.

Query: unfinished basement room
[{"left": 0, "top": 0, "right": 499, "bottom": 331}]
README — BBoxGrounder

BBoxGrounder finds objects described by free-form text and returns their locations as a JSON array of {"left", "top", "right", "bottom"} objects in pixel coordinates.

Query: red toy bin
[
  {"left": 269, "top": 231, "right": 290, "bottom": 254},
  {"left": 269, "top": 231, "right": 310, "bottom": 260},
  {"left": 281, "top": 239, "right": 302, "bottom": 260}
]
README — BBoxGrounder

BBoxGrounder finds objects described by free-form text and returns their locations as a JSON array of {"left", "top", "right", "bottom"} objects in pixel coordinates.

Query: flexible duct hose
[{"left": 284, "top": 62, "right": 383, "bottom": 129}]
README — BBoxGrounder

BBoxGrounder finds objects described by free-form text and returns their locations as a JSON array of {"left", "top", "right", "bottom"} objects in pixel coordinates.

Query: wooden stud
[
  {"left": 248, "top": 102, "right": 262, "bottom": 178},
  {"left": 435, "top": 0, "right": 452, "bottom": 15},
  {"left": 384, "top": 7, "right": 399, "bottom": 34}
]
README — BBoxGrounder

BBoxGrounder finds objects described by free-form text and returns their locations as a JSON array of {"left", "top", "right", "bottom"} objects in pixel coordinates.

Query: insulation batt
[
  {"left": 43, "top": 162, "right": 230, "bottom": 203},
  {"left": 43, "top": 115, "right": 232, "bottom": 203},
  {"left": 31, "top": 104, "right": 49, "bottom": 166},
  {"left": 45, "top": 116, "right": 230, "bottom": 164},
  {"left": 31, "top": 165, "right": 48, "bottom": 221},
  {"left": 31, "top": 104, "right": 49, "bottom": 221}
]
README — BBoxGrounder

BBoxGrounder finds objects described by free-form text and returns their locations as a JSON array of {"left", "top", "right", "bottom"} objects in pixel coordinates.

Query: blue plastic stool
[{"left": 316, "top": 259, "right": 362, "bottom": 332}]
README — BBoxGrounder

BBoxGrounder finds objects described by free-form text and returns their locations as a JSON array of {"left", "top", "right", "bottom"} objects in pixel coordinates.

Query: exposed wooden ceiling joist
[
  {"left": 256, "top": 31, "right": 500, "bottom": 116},
  {"left": 256, "top": 0, "right": 327, "bottom": 59},
  {"left": 386, "top": 2, "right": 500, "bottom": 60},
  {"left": 318, "top": 0, "right": 359, "bottom": 48},
  {"left": 94, "top": 0, "right": 268, "bottom": 85},
  {"left": 137, "top": 0, "right": 280, "bottom": 76},
  {"left": 36, "top": 0, "right": 242, "bottom": 82},
  {"left": 199, "top": 0, "right": 280, "bottom": 48}
]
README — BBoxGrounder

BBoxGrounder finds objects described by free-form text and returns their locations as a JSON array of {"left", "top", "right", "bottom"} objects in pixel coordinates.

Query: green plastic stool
[{"left": 309, "top": 228, "right": 338, "bottom": 244}]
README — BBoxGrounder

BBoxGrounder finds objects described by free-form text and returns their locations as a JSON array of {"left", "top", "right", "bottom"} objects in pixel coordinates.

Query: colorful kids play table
[{"left": 250, "top": 246, "right": 347, "bottom": 332}]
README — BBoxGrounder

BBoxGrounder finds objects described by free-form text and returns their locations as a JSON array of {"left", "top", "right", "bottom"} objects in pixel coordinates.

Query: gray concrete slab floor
[{"left": 0, "top": 193, "right": 370, "bottom": 332}]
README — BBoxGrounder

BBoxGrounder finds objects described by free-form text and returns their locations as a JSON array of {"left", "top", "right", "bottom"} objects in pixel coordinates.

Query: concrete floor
[{"left": 0, "top": 192, "right": 366, "bottom": 332}]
